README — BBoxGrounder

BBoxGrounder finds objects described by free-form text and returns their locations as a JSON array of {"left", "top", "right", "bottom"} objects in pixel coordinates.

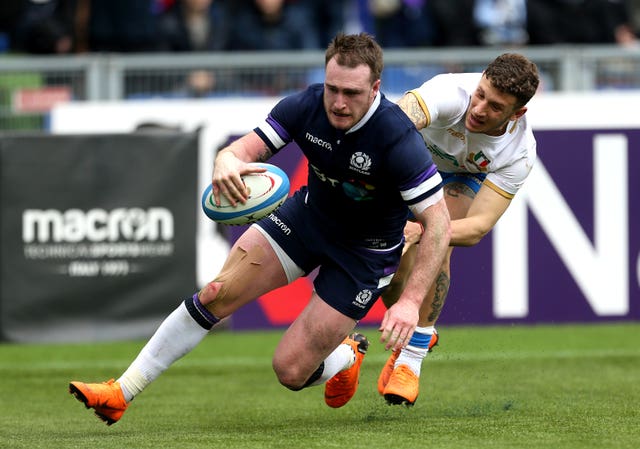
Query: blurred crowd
[
  {"left": 0, "top": 0, "right": 639, "bottom": 102},
  {"left": 0, "top": 0, "right": 638, "bottom": 55}
]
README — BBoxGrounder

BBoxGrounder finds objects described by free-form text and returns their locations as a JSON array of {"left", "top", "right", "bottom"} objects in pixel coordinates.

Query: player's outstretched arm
[
  {"left": 404, "top": 184, "right": 513, "bottom": 248},
  {"left": 450, "top": 184, "right": 512, "bottom": 246},
  {"left": 380, "top": 198, "right": 450, "bottom": 351}
]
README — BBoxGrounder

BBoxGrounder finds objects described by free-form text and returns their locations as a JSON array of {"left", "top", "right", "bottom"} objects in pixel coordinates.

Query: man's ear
[{"left": 513, "top": 106, "right": 527, "bottom": 120}]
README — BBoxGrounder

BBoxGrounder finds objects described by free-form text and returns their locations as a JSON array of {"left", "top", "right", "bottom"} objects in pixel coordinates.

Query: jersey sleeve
[
  {"left": 385, "top": 125, "right": 443, "bottom": 207},
  {"left": 486, "top": 141, "right": 536, "bottom": 197},
  {"left": 253, "top": 88, "right": 313, "bottom": 154},
  {"left": 486, "top": 121, "right": 537, "bottom": 197}
]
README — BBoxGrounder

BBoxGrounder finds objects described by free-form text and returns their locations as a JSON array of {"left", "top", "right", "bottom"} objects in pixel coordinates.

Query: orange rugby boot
[
  {"left": 324, "top": 333, "right": 369, "bottom": 408},
  {"left": 383, "top": 364, "right": 420, "bottom": 406},
  {"left": 378, "top": 330, "right": 439, "bottom": 402},
  {"left": 377, "top": 348, "right": 401, "bottom": 395},
  {"left": 69, "top": 379, "right": 129, "bottom": 425}
]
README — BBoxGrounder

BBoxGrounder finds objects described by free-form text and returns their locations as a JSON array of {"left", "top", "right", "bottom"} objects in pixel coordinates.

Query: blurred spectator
[
  {"left": 223, "top": 0, "right": 321, "bottom": 94},
  {"left": 156, "top": 0, "right": 229, "bottom": 51},
  {"left": 527, "top": 0, "right": 638, "bottom": 46},
  {"left": 81, "top": 0, "right": 159, "bottom": 52},
  {"left": 155, "top": 0, "right": 177, "bottom": 14},
  {"left": 155, "top": 0, "right": 230, "bottom": 98},
  {"left": 13, "top": 0, "right": 77, "bottom": 54},
  {"left": 609, "top": 0, "right": 639, "bottom": 46},
  {"left": 298, "top": 0, "right": 347, "bottom": 48},
  {"left": 349, "top": 0, "right": 373, "bottom": 33},
  {"left": 368, "top": 0, "right": 435, "bottom": 47},
  {"left": 630, "top": 0, "right": 640, "bottom": 30},
  {"left": 1, "top": 0, "right": 28, "bottom": 51},
  {"left": 0, "top": 1, "right": 28, "bottom": 30},
  {"left": 226, "top": 0, "right": 320, "bottom": 51},
  {"left": 428, "top": 0, "right": 479, "bottom": 46},
  {"left": 474, "top": 0, "right": 528, "bottom": 46}
]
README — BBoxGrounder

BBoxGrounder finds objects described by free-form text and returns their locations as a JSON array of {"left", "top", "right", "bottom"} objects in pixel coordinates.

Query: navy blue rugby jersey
[{"left": 254, "top": 83, "right": 442, "bottom": 246}]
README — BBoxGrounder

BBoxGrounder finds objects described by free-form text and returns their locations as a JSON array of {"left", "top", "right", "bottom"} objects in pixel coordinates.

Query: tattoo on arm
[
  {"left": 428, "top": 270, "right": 450, "bottom": 322},
  {"left": 397, "top": 94, "right": 427, "bottom": 129},
  {"left": 445, "top": 183, "right": 477, "bottom": 201}
]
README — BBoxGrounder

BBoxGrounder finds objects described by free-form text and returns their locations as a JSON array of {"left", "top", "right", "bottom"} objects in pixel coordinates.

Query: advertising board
[{"left": 50, "top": 91, "right": 639, "bottom": 328}]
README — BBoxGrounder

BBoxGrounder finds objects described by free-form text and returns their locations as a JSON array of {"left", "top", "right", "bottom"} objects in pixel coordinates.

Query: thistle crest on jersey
[{"left": 350, "top": 152, "right": 372, "bottom": 174}]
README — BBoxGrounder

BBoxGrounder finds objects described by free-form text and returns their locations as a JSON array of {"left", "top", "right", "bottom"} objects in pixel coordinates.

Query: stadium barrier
[{"left": 2, "top": 45, "right": 640, "bottom": 131}]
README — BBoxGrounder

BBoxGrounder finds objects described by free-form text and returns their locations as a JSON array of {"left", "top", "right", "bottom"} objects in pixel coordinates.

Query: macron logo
[{"left": 306, "top": 133, "right": 332, "bottom": 151}]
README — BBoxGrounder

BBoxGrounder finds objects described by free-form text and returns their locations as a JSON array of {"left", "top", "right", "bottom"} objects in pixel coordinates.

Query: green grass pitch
[{"left": 1, "top": 322, "right": 638, "bottom": 449}]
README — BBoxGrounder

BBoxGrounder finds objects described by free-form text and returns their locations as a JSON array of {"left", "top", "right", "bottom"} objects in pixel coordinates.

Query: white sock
[
  {"left": 395, "top": 326, "right": 436, "bottom": 377},
  {"left": 118, "top": 302, "right": 210, "bottom": 402},
  {"left": 307, "top": 343, "right": 355, "bottom": 387}
]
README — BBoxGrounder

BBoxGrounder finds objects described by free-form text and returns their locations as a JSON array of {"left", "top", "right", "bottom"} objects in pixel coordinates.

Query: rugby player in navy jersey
[
  {"left": 378, "top": 53, "right": 540, "bottom": 406},
  {"left": 68, "top": 32, "right": 450, "bottom": 425}
]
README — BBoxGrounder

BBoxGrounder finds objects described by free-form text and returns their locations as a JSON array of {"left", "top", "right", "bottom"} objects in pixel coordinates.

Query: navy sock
[
  {"left": 184, "top": 293, "right": 220, "bottom": 330},
  {"left": 300, "top": 362, "right": 325, "bottom": 390}
]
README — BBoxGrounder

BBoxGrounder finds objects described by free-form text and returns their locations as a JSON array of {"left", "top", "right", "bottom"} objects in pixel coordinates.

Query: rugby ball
[{"left": 201, "top": 162, "right": 290, "bottom": 225}]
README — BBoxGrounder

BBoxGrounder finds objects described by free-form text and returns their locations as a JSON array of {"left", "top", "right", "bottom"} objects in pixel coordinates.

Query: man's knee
[
  {"left": 198, "top": 280, "right": 224, "bottom": 305},
  {"left": 272, "top": 359, "right": 308, "bottom": 391}
]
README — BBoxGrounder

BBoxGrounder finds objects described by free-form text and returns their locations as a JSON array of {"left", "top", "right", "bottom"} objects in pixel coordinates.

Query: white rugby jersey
[{"left": 410, "top": 72, "right": 536, "bottom": 198}]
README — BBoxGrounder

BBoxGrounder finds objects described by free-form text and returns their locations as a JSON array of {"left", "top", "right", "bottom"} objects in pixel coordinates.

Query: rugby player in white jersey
[{"left": 379, "top": 53, "right": 540, "bottom": 406}]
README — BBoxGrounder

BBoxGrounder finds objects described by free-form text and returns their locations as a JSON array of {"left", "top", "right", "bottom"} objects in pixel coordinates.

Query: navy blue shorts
[
  {"left": 440, "top": 171, "right": 487, "bottom": 194},
  {"left": 255, "top": 188, "right": 402, "bottom": 321}
]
